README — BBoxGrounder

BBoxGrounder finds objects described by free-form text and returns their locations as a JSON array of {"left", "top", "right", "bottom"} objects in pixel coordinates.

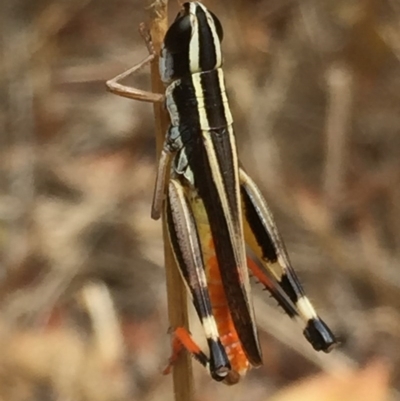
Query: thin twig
[{"left": 147, "top": 2, "right": 194, "bottom": 401}]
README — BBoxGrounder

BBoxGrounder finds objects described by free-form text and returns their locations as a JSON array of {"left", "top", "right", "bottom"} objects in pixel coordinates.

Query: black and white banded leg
[{"left": 239, "top": 168, "right": 337, "bottom": 352}]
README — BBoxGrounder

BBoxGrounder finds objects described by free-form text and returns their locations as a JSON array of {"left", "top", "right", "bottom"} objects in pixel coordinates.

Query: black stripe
[
  {"left": 200, "top": 70, "right": 237, "bottom": 218},
  {"left": 163, "top": 3, "right": 192, "bottom": 78},
  {"left": 166, "top": 190, "right": 231, "bottom": 371},
  {"left": 171, "top": 76, "right": 201, "bottom": 136},
  {"left": 187, "top": 136, "right": 262, "bottom": 367},
  {"left": 209, "top": 128, "right": 239, "bottom": 223},
  {"left": 171, "top": 69, "right": 228, "bottom": 135},
  {"left": 200, "top": 70, "right": 227, "bottom": 129},
  {"left": 196, "top": 6, "right": 218, "bottom": 71},
  {"left": 172, "top": 70, "right": 237, "bottom": 222},
  {"left": 241, "top": 185, "right": 278, "bottom": 263},
  {"left": 241, "top": 183, "right": 304, "bottom": 304},
  {"left": 280, "top": 275, "right": 298, "bottom": 304}
]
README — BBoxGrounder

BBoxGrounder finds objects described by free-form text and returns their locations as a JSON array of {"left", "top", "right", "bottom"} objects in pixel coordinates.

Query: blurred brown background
[{"left": 0, "top": 0, "right": 399, "bottom": 400}]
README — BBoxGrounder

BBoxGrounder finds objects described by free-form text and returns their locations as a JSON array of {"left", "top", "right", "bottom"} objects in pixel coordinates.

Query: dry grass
[{"left": 0, "top": 0, "right": 399, "bottom": 400}]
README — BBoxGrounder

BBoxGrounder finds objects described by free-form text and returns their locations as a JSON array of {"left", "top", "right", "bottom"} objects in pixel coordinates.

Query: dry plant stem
[{"left": 147, "top": 1, "right": 194, "bottom": 401}]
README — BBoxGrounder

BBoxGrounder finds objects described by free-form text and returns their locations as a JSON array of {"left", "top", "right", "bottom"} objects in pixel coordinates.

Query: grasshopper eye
[
  {"left": 210, "top": 11, "right": 223, "bottom": 42},
  {"left": 163, "top": 14, "right": 192, "bottom": 54}
]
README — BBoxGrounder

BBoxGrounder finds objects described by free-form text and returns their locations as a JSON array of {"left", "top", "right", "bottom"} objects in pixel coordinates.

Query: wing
[{"left": 185, "top": 126, "right": 262, "bottom": 366}]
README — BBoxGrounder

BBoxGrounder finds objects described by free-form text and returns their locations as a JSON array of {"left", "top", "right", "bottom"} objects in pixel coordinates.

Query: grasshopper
[{"left": 107, "top": 1, "right": 336, "bottom": 385}]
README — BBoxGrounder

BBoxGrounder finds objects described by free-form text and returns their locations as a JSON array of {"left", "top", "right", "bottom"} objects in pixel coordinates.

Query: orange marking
[
  {"left": 163, "top": 327, "right": 203, "bottom": 375},
  {"left": 205, "top": 237, "right": 250, "bottom": 377},
  {"left": 175, "top": 197, "right": 253, "bottom": 379},
  {"left": 246, "top": 256, "right": 275, "bottom": 291},
  {"left": 175, "top": 326, "right": 203, "bottom": 354}
]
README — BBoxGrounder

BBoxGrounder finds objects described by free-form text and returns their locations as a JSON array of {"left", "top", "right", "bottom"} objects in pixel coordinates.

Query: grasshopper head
[{"left": 160, "top": 2, "right": 224, "bottom": 83}]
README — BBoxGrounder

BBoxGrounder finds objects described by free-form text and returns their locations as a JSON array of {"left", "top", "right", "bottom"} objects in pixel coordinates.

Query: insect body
[
  {"left": 107, "top": 1, "right": 337, "bottom": 385},
  {"left": 153, "top": 2, "right": 336, "bottom": 384}
]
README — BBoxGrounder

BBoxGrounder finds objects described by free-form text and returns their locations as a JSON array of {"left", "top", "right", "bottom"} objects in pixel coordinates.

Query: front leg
[{"left": 106, "top": 23, "right": 164, "bottom": 103}]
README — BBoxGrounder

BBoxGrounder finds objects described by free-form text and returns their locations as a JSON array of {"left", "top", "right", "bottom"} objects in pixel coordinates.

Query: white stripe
[
  {"left": 202, "top": 4, "right": 223, "bottom": 67},
  {"left": 191, "top": 73, "right": 209, "bottom": 129},
  {"left": 188, "top": 2, "right": 223, "bottom": 73},
  {"left": 219, "top": 69, "right": 233, "bottom": 125},
  {"left": 191, "top": 69, "right": 232, "bottom": 130},
  {"left": 297, "top": 296, "right": 318, "bottom": 321},
  {"left": 201, "top": 315, "right": 221, "bottom": 342},
  {"left": 196, "top": 2, "right": 222, "bottom": 68},
  {"left": 201, "top": 127, "right": 250, "bottom": 294},
  {"left": 189, "top": 3, "right": 201, "bottom": 72}
]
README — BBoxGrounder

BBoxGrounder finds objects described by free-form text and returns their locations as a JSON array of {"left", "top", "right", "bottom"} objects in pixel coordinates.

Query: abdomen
[{"left": 191, "top": 195, "right": 250, "bottom": 377}]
